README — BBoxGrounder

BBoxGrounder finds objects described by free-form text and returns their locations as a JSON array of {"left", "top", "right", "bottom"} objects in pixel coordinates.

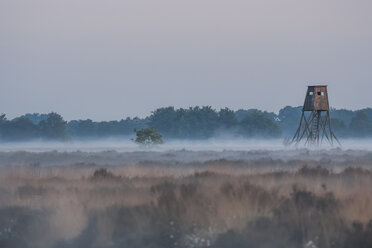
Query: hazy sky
[{"left": 1, "top": 0, "right": 372, "bottom": 121}]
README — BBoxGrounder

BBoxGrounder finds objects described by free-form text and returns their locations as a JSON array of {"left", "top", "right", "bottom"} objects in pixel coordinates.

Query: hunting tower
[{"left": 291, "top": 85, "right": 340, "bottom": 146}]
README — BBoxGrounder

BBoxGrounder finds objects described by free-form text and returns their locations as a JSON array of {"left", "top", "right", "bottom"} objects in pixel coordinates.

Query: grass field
[{"left": 0, "top": 149, "right": 372, "bottom": 248}]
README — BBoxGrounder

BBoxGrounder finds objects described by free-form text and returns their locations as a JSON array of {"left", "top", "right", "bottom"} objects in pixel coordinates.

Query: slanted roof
[{"left": 307, "top": 85, "right": 327, "bottom": 87}]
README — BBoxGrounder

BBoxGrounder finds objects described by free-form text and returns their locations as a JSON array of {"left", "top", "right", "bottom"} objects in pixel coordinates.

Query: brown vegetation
[{"left": 0, "top": 152, "right": 372, "bottom": 247}]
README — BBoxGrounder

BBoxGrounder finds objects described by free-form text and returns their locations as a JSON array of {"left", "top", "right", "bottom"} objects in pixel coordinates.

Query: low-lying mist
[
  {"left": 2, "top": 137, "right": 372, "bottom": 153},
  {"left": 1, "top": 145, "right": 372, "bottom": 248}
]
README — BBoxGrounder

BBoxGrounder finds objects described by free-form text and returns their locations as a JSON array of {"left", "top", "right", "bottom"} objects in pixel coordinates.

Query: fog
[
  {"left": 0, "top": 139, "right": 372, "bottom": 171},
  {"left": 0, "top": 144, "right": 372, "bottom": 247},
  {"left": 1, "top": 138, "right": 372, "bottom": 153},
  {"left": 0, "top": 138, "right": 286, "bottom": 153}
]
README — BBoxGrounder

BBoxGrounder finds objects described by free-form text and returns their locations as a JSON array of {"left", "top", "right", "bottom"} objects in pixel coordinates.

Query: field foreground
[{"left": 0, "top": 149, "right": 372, "bottom": 248}]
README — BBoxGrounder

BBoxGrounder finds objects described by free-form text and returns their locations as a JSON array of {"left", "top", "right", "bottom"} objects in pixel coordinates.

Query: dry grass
[{"left": 0, "top": 160, "right": 372, "bottom": 247}]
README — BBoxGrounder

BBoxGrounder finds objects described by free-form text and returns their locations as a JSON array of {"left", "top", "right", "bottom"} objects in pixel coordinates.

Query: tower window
[
  {"left": 317, "top": 92, "right": 325, "bottom": 96},
  {"left": 309, "top": 92, "right": 314, "bottom": 96}
]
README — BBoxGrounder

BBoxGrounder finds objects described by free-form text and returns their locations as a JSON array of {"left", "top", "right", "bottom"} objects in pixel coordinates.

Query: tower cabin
[
  {"left": 303, "top": 85, "right": 330, "bottom": 111},
  {"left": 291, "top": 85, "right": 340, "bottom": 146}
]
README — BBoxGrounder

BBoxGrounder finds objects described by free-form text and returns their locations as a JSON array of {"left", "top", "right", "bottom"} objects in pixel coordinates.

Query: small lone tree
[{"left": 133, "top": 127, "right": 164, "bottom": 147}]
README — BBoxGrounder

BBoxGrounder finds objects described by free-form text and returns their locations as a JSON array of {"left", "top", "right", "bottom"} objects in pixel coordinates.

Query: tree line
[{"left": 1, "top": 106, "right": 372, "bottom": 141}]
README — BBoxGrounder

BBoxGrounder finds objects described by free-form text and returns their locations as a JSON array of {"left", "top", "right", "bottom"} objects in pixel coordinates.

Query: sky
[{"left": 1, "top": 0, "right": 372, "bottom": 121}]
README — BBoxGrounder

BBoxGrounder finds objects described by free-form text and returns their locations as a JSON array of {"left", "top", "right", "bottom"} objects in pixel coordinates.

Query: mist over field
[
  {"left": 0, "top": 139, "right": 292, "bottom": 153},
  {"left": 1, "top": 114, "right": 372, "bottom": 247},
  {"left": 1, "top": 145, "right": 372, "bottom": 248},
  {"left": 2, "top": 137, "right": 372, "bottom": 153}
]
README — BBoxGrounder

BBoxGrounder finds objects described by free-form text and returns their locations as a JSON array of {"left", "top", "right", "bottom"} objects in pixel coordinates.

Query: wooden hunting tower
[{"left": 291, "top": 85, "right": 340, "bottom": 146}]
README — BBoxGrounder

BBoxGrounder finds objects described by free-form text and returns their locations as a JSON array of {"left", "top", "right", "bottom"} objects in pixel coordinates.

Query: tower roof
[{"left": 307, "top": 85, "right": 328, "bottom": 87}]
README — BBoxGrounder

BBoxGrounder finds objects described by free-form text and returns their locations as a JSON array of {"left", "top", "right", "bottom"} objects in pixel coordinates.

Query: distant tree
[
  {"left": 218, "top": 108, "right": 238, "bottom": 128},
  {"left": 184, "top": 106, "right": 219, "bottom": 138},
  {"left": 65, "top": 117, "right": 147, "bottom": 138},
  {"left": 149, "top": 106, "right": 219, "bottom": 138},
  {"left": 133, "top": 127, "right": 164, "bottom": 146},
  {"left": 239, "top": 112, "right": 282, "bottom": 138},
  {"left": 235, "top": 109, "right": 277, "bottom": 122},
  {"left": 331, "top": 118, "right": 347, "bottom": 137},
  {"left": 149, "top": 107, "right": 177, "bottom": 136},
  {"left": 0, "top": 114, "right": 6, "bottom": 123},
  {"left": 330, "top": 108, "right": 355, "bottom": 127},
  {"left": 349, "top": 111, "right": 372, "bottom": 137},
  {"left": 277, "top": 106, "right": 303, "bottom": 136},
  {"left": 0, "top": 114, "right": 6, "bottom": 139},
  {"left": 9, "top": 117, "right": 38, "bottom": 140},
  {"left": 19, "top": 113, "right": 49, "bottom": 125},
  {"left": 0, "top": 115, "right": 39, "bottom": 140},
  {"left": 361, "top": 108, "right": 372, "bottom": 123},
  {"left": 39, "top": 112, "right": 67, "bottom": 139}
]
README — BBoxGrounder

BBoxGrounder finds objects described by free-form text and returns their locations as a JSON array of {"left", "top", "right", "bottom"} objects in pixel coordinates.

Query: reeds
[{"left": 0, "top": 164, "right": 372, "bottom": 248}]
